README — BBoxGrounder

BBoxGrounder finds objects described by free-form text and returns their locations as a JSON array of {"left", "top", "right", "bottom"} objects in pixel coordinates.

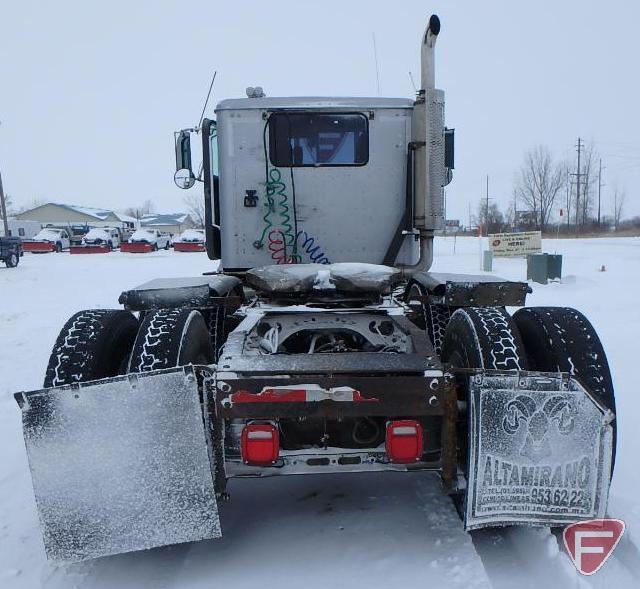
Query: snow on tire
[
  {"left": 128, "top": 308, "right": 214, "bottom": 373},
  {"left": 512, "top": 306, "right": 617, "bottom": 470},
  {"left": 44, "top": 309, "right": 139, "bottom": 387}
]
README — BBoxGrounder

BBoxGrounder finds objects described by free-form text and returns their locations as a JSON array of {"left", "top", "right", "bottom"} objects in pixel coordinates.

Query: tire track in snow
[
  {"left": 472, "top": 525, "right": 639, "bottom": 589},
  {"left": 471, "top": 526, "right": 585, "bottom": 589}
]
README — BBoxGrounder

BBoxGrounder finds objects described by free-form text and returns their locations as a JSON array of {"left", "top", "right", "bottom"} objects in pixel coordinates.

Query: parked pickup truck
[
  {"left": 120, "top": 229, "right": 171, "bottom": 253},
  {"left": 82, "top": 227, "right": 121, "bottom": 249},
  {"left": 0, "top": 236, "right": 23, "bottom": 267},
  {"left": 173, "top": 229, "right": 206, "bottom": 252},
  {"left": 23, "top": 228, "right": 71, "bottom": 253}
]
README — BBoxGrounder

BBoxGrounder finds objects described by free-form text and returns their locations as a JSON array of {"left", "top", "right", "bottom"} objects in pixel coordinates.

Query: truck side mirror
[{"left": 174, "top": 130, "right": 196, "bottom": 189}]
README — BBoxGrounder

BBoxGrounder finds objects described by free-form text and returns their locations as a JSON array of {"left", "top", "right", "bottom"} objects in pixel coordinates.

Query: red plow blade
[
  {"left": 23, "top": 241, "right": 55, "bottom": 253},
  {"left": 70, "top": 245, "right": 111, "bottom": 254},
  {"left": 121, "top": 242, "right": 154, "bottom": 253},
  {"left": 174, "top": 242, "right": 205, "bottom": 252}
]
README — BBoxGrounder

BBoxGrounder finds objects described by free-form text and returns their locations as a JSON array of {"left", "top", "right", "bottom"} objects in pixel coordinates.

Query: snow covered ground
[{"left": 1, "top": 237, "right": 639, "bottom": 588}]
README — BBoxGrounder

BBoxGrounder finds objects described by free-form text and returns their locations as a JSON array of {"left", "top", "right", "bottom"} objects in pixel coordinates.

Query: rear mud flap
[
  {"left": 15, "top": 367, "right": 221, "bottom": 562},
  {"left": 464, "top": 371, "right": 613, "bottom": 530}
]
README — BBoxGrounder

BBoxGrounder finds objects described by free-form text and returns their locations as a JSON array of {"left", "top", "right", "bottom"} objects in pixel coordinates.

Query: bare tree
[
  {"left": 183, "top": 193, "right": 205, "bottom": 228},
  {"left": 514, "top": 146, "right": 565, "bottom": 232},
  {"left": 123, "top": 200, "right": 156, "bottom": 220},
  {"left": 1, "top": 192, "right": 14, "bottom": 216},
  {"left": 578, "top": 143, "right": 598, "bottom": 226},
  {"left": 477, "top": 200, "right": 504, "bottom": 234},
  {"left": 612, "top": 187, "right": 626, "bottom": 231}
]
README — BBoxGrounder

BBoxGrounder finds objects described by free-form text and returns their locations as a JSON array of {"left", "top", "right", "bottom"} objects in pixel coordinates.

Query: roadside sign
[{"left": 488, "top": 231, "right": 542, "bottom": 257}]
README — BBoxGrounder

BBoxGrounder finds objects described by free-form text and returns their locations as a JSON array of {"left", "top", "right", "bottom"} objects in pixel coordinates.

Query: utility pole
[
  {"left": 485, "top": 174, "right": 490, "bottom": 236},
  {"left": 0, "top": 170, "right": 9, "bottom": 236},
  {"left": 566, "top": 170, "right": 570, "bottom": 230},
  {"left": 570, "top": 137, "right": 583, "bottom": 235},
  {"left": 597, "top": 158, "right": 603, "bottom": 228}
]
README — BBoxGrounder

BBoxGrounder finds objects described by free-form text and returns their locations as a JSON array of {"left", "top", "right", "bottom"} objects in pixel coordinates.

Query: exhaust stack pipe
[
  {"left": 421, "top": 14, "right": 440, "bottom": 90},
  {"left": 398, "top": 14, "right": 445, "bottom": 276}
]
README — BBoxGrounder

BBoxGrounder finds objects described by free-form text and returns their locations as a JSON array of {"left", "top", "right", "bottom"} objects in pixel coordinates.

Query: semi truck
[{"left": 15, "top": 15, "right": 615, "bottom": 563}]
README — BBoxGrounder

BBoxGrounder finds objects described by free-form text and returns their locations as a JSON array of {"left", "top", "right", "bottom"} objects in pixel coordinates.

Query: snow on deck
[{"left": 1, "top": 237, "right": 639, "bottom": 588}]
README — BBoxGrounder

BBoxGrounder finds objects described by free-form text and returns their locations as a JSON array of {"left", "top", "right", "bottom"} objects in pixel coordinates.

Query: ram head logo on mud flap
[{"left": 502, "top": 395, "right": 577, "bottom": 463}]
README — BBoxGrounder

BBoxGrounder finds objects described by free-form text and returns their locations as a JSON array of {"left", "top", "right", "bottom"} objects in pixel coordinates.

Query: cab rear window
[{"left": 269, "top": 113, "right": 368, "bottom": 167}]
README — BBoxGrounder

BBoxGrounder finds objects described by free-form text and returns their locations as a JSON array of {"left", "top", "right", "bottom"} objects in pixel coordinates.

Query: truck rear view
[{"left": 15, "top": 15, "right": 615, "bottom": 563}]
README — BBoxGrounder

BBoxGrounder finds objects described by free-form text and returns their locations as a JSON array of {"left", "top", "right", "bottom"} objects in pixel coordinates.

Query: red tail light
[
  {"left": 385, "top": 420, "right": 423, "bottom": 463},
  {"left": 241, "top": 424, "right": 279, "bottom": 466}
]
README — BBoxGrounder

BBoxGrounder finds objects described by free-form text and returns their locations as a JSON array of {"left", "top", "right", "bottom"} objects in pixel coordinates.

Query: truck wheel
[
  {"left": 441, "top": 307, "right": 528, "bottom": 513},
  {"left": 164, "top": 241, "right": 170, "bottom": 250},
  {"left": 128, "top": 309, "right": 214, "bottom": 373},
  {"left": 513, "top": 306, "right": 616, "bottom": 471},
  {"left": 6, "top": 252, "right": 19, "bottom": 267},
  {"left": 404, "top": 282, "right": 452, "bottom": 355},
  {"left": 152, "top": 243, "right": 158, "bottom": 251},
  {"left": 44, "top": 310, "right": 139, "bottom": 387},
  {"left": 441, "top": 307, "right": 528, "bottom": 372},
  {"left": 55, "top": 242, "right": 62, "bottom": 253}
]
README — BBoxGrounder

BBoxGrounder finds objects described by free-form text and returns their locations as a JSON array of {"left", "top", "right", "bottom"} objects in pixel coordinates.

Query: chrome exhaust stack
[{"left": 399, "top": 14, "right": 447, "bottom": 276}]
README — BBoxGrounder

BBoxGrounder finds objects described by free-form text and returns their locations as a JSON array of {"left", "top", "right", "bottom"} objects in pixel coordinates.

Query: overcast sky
[{"left": 1, "top": 0, "right": 639, "bottom": 223}]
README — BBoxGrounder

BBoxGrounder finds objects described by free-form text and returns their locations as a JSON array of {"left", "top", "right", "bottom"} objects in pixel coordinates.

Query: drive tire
[
  {"left": 6, "top": 252, "right": 19, "bottom": 267},
  {"left": 513, "top": 306, "right": 617, "bottom": 472},
  {"left": 55, "top": 242, "right": 62, "bottom": 253},
  {"left": 127, "top": 308, "right": 214, "bottom": 373},
  {"left": 44, "top": 310, "right": 139, "bottom": 387},
  {"left": 405, "top": 282, "right": 452, "bottom": 355},
  {"left": 441, "top": 306, "right": 528, "bottom": 372},
  {"left": 441, "top": 307, "right": 528, "bottom": 517}
]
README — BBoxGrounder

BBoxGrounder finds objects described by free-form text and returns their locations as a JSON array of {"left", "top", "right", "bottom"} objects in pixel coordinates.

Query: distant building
[
  {"left": 140, "top": 213, "right": 195, "bottom": 235},
  {"left": 445, "top": 219, "right": 461, "bottom": 233},
  {"left": 14, "top": 203, "right": 137, "bottom": 231},
  {"left": 0, "top": 218, "right": 42, "bottom": 239}
]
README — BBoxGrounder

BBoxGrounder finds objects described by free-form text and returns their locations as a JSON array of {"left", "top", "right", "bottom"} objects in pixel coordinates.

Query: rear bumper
[
  {"left": 174, "top": 242, "right": 205, "bottom": 252},
  {"left": 23, "top": 241, "right": 55, "bottom": 253},
  {"left": 121, "top": 242, "right": 154, "bottom": 253}
]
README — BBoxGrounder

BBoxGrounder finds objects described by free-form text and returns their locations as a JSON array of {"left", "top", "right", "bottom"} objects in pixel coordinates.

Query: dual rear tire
[
  {"left": 440, "top": 305, "right": 616, "bottom": 485},
  {"left": 44, "top": 308, "right": 215, "bottom": 387}
]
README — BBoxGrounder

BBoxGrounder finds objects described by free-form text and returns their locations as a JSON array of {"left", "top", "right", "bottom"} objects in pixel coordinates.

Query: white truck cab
[
  {"left": 82, "top": 227, "right": 121, "bottom": 249},
  {"left": 128, "top": 228, "right": 171, "bottom": 250}
]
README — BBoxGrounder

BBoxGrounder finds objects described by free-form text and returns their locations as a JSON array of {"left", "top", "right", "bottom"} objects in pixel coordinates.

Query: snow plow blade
[
  {"left": 22, "top": 241, "right": 55, "bottom": 253},
  {"left": 69, "top": 245, "right": 111, "bottom": 254},
  {"left": 121, "top": 242, "right": 154, "bottom": 253},
  {"left": 174, "top": 242, "right": 206, "bottom": 252},
  {"left": 464, "top": 371, "right": 614, "bottom": 530},
  {"left": 14, "top": 367, "right": 221, "bottom": 562}
]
